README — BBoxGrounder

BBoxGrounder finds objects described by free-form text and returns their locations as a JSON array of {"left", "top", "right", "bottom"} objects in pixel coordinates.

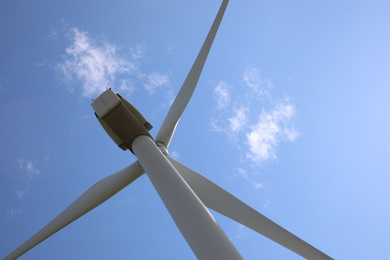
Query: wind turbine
[{"left": 4, "top": 1, "right": 332, "bottom": 259}]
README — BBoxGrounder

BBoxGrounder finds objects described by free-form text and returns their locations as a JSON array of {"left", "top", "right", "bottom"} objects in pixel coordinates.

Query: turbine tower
[{"left": 4, "top": 1, "right": 332, "bottom": 259}]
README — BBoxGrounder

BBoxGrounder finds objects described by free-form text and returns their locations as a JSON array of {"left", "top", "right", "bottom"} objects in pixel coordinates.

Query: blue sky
[{"left": 1, "top": 0, "right": 390, "bottom": 259}]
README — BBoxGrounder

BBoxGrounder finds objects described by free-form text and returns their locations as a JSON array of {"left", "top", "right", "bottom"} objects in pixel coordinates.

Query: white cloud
[
  {"left": 118, "top": 79, "right": 135, "bottom": 96},
  {"left": 16, "top": 158, "right": 23, "bottom": 169},
  {"left": 57, "top": 28, "right": 171, "bottom": 99},
  {"left": 26, "top": 160, "right": 39, "bottom": 175},
  {"left": 228, "top": 107, "right": 248, "bottom": 135},
  {"left": 235, "top": 224, "right": 252, "bottom": 239},
  {"left": 233, "top": 169, "right": 265, "bottom": 190},
  {"left": 4, "top": 207, "right": 22, "bottom": 219},
  {"left": 170, "top": 150, "right": 180, "bottom": 159},
  {"left": 246, "top": 104, "right": 299, "bottom": 165},
  {"left": 214, "top": 81, "right": 230, "bottom": 109},
  {"left": 130, "top": 44, "right": 146, "bottom": 60},
  {"left": 15, "top": 189, "right": 29, "bottom": 200},
  {"left": 242, "top": 66, "right": 272, "bottom": 96},
  {"left": 17, "top": 157, "right": 40, "bottom": 179},
  {"left": 263, "top": 199, "right": 271, "bottom": 208},
  {"left": 283, "top": 125, "right": 300, "bottom": 142},
  {"left": 210, "top": 106, "right": 248, "bottom": 138},
  {"left": 234, "top": 168, "right": 248, "bottom": 180},
  {"left": 143, "top": 72, "right": 170, "bottom": 94},
  {"left": 251, "top": 181, "right": 264, "bottom": 190},
  {"left": 209, "top": 120, "right": 221, "bottom": 134},
  {"left": 48, "top": 29, "right": 58, "bottom": 40},
  {"left": 34, "top": 61, "right": 46, "bottom": 67},
  {"left": 210, "top": 66, "right": 299, "bottom": 168},
  {"left": 43, "top": 144, "right": 51, "bottom": 161},
  {"left": 14, "top": 157, "right": 41, "bottom": 199},
  {"left": 58, "top": 28, "right": 136, "bottom": 98},
  {"left": 167, "top": 44, "right": 177, "bottom": 57},
  {"left": 10, "top": 155, "right": 47, "bottom": 203}
]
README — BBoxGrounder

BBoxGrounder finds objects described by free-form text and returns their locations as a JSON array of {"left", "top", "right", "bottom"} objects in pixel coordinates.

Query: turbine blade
[
  {"left": 4, "top": 162, "right": 144, "bottom": 260},
  {"left": 155, "top": 0, "right": 229, "bottom": 148},
  {"left": 132, "top": 135, "right": 242, "bottom": 259},
  {"left": 168, "top": 157, "right": 333, "bottom": 260}
]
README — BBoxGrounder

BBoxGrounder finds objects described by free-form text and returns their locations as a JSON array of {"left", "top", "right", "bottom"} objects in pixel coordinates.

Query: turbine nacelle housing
[{"left": 92, "top": 89, "right": 153, "bottom": 151}]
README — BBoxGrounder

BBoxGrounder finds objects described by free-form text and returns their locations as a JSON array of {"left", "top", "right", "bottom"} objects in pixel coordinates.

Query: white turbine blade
[
  {"left": 168, "top": 157, "right": 333, "bottom": 260},
  {"left": 155, "top": 0, "right": 229, "bottom": 148},
  {"left": 132, "top": 135, "right": 243, "bottom": 259},
  {"left": 4, "top": 162, "right": 144, "bottom": 260}
]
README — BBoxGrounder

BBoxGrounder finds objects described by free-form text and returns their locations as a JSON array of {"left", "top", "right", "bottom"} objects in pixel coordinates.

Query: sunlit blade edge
[
  {"left": 155, "top": 0, "right": 229, "bottom": 148},
  {"left": 4, "top": 161, "right": 144, "bottom": 260},
  {"left": 168, "top": 157, "right": 333, "bottom": 260}
]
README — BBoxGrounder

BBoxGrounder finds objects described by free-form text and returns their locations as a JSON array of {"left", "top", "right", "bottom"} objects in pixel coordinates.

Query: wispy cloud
[
  {"left": 167, "top": 44, "right": 177, "bottom": 57},
  {"left": 58, "top": 28, "right": 136, "bottom": 98},
  {"left": 235, "top": 224, "right": 252, "bottom": 239},
  {"left": 233, "top": 168, "right": 265, "bottom": 190},
  {"left": 170, "top": 150, "right": 180, "bottom": 159},
  {"left": 15, "top": 189, "right": 29, "bottom": 200},
  {"left": 143, "top": 72, "right": 170, "bottom": 94},
  {"left": 13, "top": 157, "right": 42, "bottom": 200},
  {"left": 43, "top": 144, "right": 51, "bottom": 161},
  {"left": 214, "top": 81, "right": 231, "bottom": 109},
  {"left": 130, "top": 44, "right": 146, "bottom": 60},
  {"left": 246, "top": 104, "right": 298, "bottom": 165},
  {"left": 47, "top": 29, "right": 58, "bottom": 41},
  {"left": 17, "top": 157, "right": 41, "bottom": 180},
  {"left": 228, "top": 107, "right": 248, "bottom": 135},
  {"left": 57, "top": 28, "right": 171, "bottom": 99},
  {"left": 251, "top": 181, "right": 264, "bottom": 190},
  {"left": 211, "top": 66, "right": 299, "bottom": 166},
  {"left": 234, "top": 168, "right": 248, "bottom": 179},
  {"left": 4, "top": 207, "right": 23, "bottom": 219},
  {"left": 242, "top": 66, "right": 272, "bottom": 96}
]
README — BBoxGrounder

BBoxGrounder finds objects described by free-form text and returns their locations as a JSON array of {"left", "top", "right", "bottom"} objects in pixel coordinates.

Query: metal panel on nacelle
[
  {"left": 92, "top": 89, "right": 153, "bottom": 151},
  {"left": 117, "top": 93, "right": 153, "bottom": 131},
  {"left": 92, "top": 89, "right": 122, "bottom": 118}
]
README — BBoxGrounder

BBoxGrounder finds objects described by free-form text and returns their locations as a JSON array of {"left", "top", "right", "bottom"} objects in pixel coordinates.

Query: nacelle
[{"left": 92, "top": 89, "right": 153, "bottom": 151}]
